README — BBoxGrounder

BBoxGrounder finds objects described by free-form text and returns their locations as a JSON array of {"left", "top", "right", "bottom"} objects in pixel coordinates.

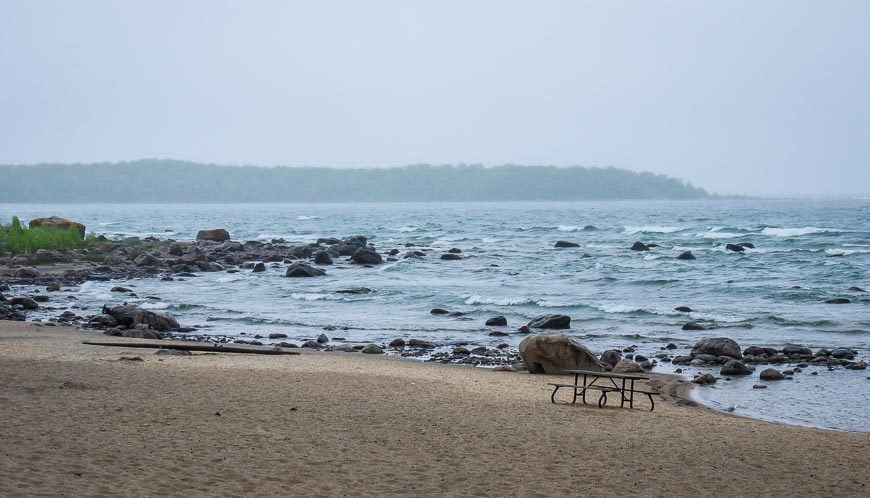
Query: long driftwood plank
[{"left": 82, "top": 340, "right": 300, "bottom": 355}]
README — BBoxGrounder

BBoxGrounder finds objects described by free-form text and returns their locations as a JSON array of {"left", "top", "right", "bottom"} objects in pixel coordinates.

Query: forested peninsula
[{"left": 0, "top": 160, "right": 709, "bottom": 202}]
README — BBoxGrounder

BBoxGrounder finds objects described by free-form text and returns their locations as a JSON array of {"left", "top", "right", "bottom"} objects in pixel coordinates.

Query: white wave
[
  {"left": 464, "top": 294, "right": 535, "bottom": 306},
  {"left": 624, "top": 226, "right": 683, "bottom": 234},
  {"left": 825, "top": 248, "right": 869, "bottom": 256},
  {"left": 140, "top": 301, "right": 169, "bottom": 310},
  {"left": 290, "top": 293, "right": 331, "bottom": 301},
  {"left": 98, "top": 221, "right": 119, "bottom": 227},
  {"left": 296, "top": 215, "right": 319, "bottom": 220},
  {"left": 696, "top": 231, "right": 743, "bottom": 239},
  {"left": 397, "top": 226, "right": 417, "bottom": 233},
  {"left": 598, "top": 304, "right": 650, "bottom": 314},
  {"left": 760, "top": 227, "right": 841, "bottom": 237},
  {"left": 558, "top": 225, "right": 581, "bottom": 232},
  {"left": 254, "top": 233, "right": 289, "bottom": 241},
  {"left": 481, "top": 237, "right": 501, "bottom": 244},
  {"left": 643, "top": 254, "right": 662, "bottom": 260}
]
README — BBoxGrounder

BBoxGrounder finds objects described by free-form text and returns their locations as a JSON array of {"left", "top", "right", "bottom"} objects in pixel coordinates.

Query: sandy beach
[{"left": 1, "top": 321, "right": 867, "bottom": 496}]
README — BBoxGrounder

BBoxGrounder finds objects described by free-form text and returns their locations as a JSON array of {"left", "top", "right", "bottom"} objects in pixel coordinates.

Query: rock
[
  {"left": 16, "top": 267, "right": 40, "bottom": 278},
  {"left": 824, "top": 298, "right": 850, "bottom": 304},
  {"left": 830, "top": 348, "right": 855, "bottom": 360},
  {"left": 848, "top": 286, "right": 865, "bottom": 292},
  {"left": 633, "top": 354, "right": 649, "bottom": 363},
  {"left": 45, "top": 284, "right": 61, "bottom": 292},
  {"left": 692, "top": 373, "right": 716, "bottom": 385},
  {"left": 744, "top": 346, "right": 779, "bottom": 357},
  {"left": 693, "top": 354, "right": 719, "bottom": 363},
  {"left": 517, "top": 325, "right": 531, "bottom": 334},
  {"left": 313, "top": 251, "right": 333, "bottom": 265},
  {"left": 268, "top": 333, "right": 288, "bottom": 339},
  {"left": 285, "top": 263, "right": 326, "bottom": 277},
  {"left": 452, "top": 346, "right": 471, "bottom": 355},
  {"left": 430, "top": 308, "right": 450, "bottom": 315},
  {"left": 196, "top": 228, "right": 230, "bottom": 242},
  {"left": 674, "top": 306, "right": 693, "bottom": 313},
  {"left": 440, "top": 253, "right": 462, "bottom": 260},
  {"left": 738, "top": 242, "right": 755, "bottom": 249},
  {"left": 611, "top": 359, "right": 644, "bottom": 373},
  {"left": 122, "top": 329, "right": 163, "bottom": 340},
  {"left": 845, "top": 361, "right": 867, "bottom": 370},
  {"left": 753, "top": 384, "right": 768, "bottom": 389},
  {"left": 518, "top": 333, "right": 604, "bottom": 374},
  {"left": 485, "top": 316, "right": 508, "bottom": 326},
  {"left": 759, "top": 368, "right": 785, "bottom": 381},
  {"left": 317, "top": 237, "right": 341, "bottom": 245},
  {"left": 336, "top": 287, "right": 372, "bottom": 294},
  {"left": 316, "top": 333, "right": 329, "bottom": 344},
  {"left": 88, "top": 314, "right": 117, "bottom": 328},
  {"left": 725, "top": 243, "right": 745, "bottom": 252},
  {"left": 252, "top": 262, "right": 267, "bottom": 272},
  {"left": 599, "top": 349, "right": 623, "bottom": 368},
  {"left": 665, "top": 343, "right": 678, "bottom": 349},
  {"left": 360, "top": 344, "right": 383, "bottom": 354},
  {"left": 104, "top": 304, "right": 180, "bottom": 332},
  {"left": 554, "top": 241, "right": 580, "bottom": 248},
  {"left": 168, "top": 243, "right": 185, "bottom": 256},
  {"left": 682, "top": 322, "right": 707, "bottom": 331},
  {"left": 10, "top": 297, "right": 39, "bottom": 310},
  {"left": 389, "top": 338, "right": 406, "bottom": 348},
  {"left": 630, "top": 241, "right": 649, "bottom": 251},
  {"left": 28, "top": 216, "right": 86, "bottom": 239},
  {"left": 676, "top": 251, "right": 696, "bottom": 260},
  {"left": 720, "top": 359, "right": 753, "bottom": 376},
  {"left": 691, "top": 337, "right": 743, "bottom": 359},
  {"left": 408, "top": 338, "right": 435, "bottom": 349},
  {"left": 351, "top": 247, "right": 383, "bottom": 265},
  {"left": 301, "top": 340, "right": 322, "bottom": 349},
  {"left": 110, "top": 286, "right": 134, "bottom": 293},
  {"left": 527, "top": 314, "right": 571, "bottom": 330},
  {"left": 782, "top": 345, "right": 812, "bottom": 356},
  {"left": 488, "top": 331, "right": 509, "bottom": 337}
]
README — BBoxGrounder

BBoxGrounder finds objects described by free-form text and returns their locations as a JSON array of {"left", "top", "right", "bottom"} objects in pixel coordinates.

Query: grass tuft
[{"left": 0, "top": 216, "right": 96, "bottom": 255}]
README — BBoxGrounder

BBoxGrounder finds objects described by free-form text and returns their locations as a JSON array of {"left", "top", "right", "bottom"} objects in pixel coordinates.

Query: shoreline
[{"left": 2, "top": 321, "right": 868, "bottom": 495}]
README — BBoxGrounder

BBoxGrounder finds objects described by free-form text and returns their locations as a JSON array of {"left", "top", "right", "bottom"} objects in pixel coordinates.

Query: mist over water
[{"left": 2, "top": 198, "right": 868, "bottom": 432}]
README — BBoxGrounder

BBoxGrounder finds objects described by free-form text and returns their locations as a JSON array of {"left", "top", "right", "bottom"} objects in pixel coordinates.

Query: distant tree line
[{"left": 0, "top": 160, "right": 709, "bottom": 202}]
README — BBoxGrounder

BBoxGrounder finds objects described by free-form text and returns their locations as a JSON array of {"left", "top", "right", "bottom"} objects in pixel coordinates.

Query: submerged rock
[
  {"left": 692, "top": 373, "right": 716, "bottom": 385},
  {"left": 676, "top": 251, "right": 696, "bottom": 260},
  {"left": 674, "top": 306, "right": 693, "bottom": 313},
  {"left": 554, "top": 241, "right": 580, "bottom": 248},
  {"left": 759, "top": 368, "right": 785, "bottom": 381},
  {"left": 485, "top": 316, "right": 508, "bottom": 326},
  {"left": 351, "top": 247, "right": 383, "bottom": 265},
  {"left": 682, "top": 322, "right": 707, "bottom": 331},
  {"left": 725, "top": 243, "right": 745, "bottom": 253},
  {"left": 630, "top": 241, "right": 649, "bottom": 251},
  {"left": 720, "top": 359, "right": 754, "bottom": 376},
  {"left": 285, "top": 263, "right": 326, "bottom": 277},
  {"left": 527, "top": 314, "right": 571, "bottom": 329}
]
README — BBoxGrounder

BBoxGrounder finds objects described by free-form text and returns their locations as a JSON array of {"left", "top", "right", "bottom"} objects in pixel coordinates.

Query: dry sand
[{"left": 1, "top": 321, "right": 867, "bottom": 497}]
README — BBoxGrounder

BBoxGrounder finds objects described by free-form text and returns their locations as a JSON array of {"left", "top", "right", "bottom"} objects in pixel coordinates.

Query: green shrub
[{"left": 0, "top": 216, "right": 93, "bottom": 255}]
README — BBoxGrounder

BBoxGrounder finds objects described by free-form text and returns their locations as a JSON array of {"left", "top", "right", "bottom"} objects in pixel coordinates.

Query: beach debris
[
  {"left": 527, "top": 314, "right": 571, "bottom": 329},
  {"left": 518, "top": 333, "right": 603, "bottom": 374}
]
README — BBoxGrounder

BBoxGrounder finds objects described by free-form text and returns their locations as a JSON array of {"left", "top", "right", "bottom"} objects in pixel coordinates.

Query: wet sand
[{"left": 1, "top": 321, "right": 867, "bottom": 496}]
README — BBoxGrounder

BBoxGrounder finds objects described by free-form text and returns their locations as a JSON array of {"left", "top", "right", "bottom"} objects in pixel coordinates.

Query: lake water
[{"left": 2, "top": 199, "right": 868, "bottom": 432}]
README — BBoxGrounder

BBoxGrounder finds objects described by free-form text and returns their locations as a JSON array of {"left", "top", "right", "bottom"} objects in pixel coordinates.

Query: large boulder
[
  {"left": 599, "top": 349, "right": 623, "bottom": 368},
  {"left": 611, "top": 359, "right": 645, "bottom": 373},
  {"left": 285, "top": 263, "right": 326, "bottom": 277},
  {"left": 527, "top": 314, "right": 571, "bottom": 329},
  {"left": 518, "top": 334, "right": 604, "bottom": 374},
  {"left": 691, "top": 337, "right": 742, "bottom": 359},
  {"left": 103, "top": 304, "right": 180, "bottom": 332},
  {"left": 351, "top": 247, "right": 383, "bottom": 265},
  {"left": 196, "top": 229, "right": 230, "bottom": 243},
  {"left": 28, "top": 217, "right": 86, "bottom": 239}
]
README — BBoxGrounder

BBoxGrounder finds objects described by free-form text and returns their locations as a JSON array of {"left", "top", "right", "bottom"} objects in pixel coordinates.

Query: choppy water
[{"left": 2, "top": 200, "right": 868, "bottom": 432}]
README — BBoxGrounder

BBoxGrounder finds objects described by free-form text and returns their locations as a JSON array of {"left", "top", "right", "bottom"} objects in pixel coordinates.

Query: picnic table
[{"left": 548, "top": 369, "right": 659, "bottom": 411}]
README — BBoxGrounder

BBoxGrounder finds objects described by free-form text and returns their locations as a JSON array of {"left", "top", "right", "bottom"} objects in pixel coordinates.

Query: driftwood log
[{"left": 82, "top": 340, "right": 300, "bottom": 355}]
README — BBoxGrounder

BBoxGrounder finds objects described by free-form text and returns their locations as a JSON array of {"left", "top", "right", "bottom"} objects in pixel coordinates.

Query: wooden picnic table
[{"left": 548, "top": 369, "right": 659, "bottom": 411}]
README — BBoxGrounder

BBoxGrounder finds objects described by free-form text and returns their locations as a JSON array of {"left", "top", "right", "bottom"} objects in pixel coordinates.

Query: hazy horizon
[{"left": 1, "top": 1, "right": 868, "bottom": 196}]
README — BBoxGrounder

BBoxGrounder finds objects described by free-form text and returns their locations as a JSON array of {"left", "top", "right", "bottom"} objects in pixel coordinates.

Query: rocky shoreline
[{"left": 1, "top": 225, "right": 867, "bottom": 390}]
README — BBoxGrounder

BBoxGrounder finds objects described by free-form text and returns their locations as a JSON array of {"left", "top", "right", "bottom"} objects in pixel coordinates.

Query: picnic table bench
[{"left": 548, "top": 369, "right": 660, "bottom": 411}]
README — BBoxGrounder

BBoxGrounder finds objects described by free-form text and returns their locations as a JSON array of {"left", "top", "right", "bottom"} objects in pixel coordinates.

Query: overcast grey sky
[{"left": 1, "top": 1, "right": 868, "bottom": 196}]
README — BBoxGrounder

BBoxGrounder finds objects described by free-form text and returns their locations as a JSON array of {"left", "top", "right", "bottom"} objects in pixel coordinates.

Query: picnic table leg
[
  {"left": 647, "top": 393, "right": 655, "bottom": 411},
  {"left": 550, "top": 385, "right": 560, "bottom": 404},
  {"left": 629, "top": 379, "right": 635, "bottom": 409},
  {"left": 598, "top": 390, "right": 608, "bottom": 408},
  {"left": 620, "top": 378, "right": 627, "bottom": 408}
]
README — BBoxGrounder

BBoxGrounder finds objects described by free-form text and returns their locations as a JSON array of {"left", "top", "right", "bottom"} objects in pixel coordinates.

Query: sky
[{"left": 1, "top": 1, "right": 868, "bottom": 196}]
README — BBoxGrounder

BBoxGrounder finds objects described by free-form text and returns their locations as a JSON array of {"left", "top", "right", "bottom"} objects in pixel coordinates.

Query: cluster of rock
[{"left": 86, "top": 304, "right": 185, "bottom": 340}]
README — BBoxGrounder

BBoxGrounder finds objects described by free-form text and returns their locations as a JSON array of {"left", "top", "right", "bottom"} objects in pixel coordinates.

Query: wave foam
[
  {"left": 761, "top": 227, "right": 842, "bottom": 237},
  {"left": 624, "top": 226, "right": 683, "bottom": 234},
  {"left": 296, "top": 215, "right": 319, "bottom": 220}
]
